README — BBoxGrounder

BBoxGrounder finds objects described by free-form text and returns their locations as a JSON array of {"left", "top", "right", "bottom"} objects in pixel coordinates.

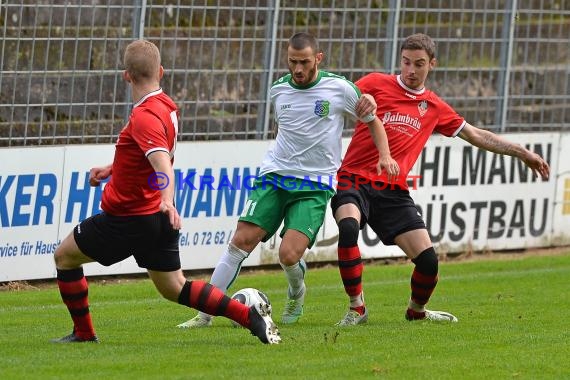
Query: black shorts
[
  {"left": 74, "top": 211, "right": 181, "bottom": 272},
  {"left": 331, "top": 173, "right": 426, "bottom": 245}
]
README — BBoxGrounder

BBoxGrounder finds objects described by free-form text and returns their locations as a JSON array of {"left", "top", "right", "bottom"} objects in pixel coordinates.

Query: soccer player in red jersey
[
  {"left": 332, "top": 33, "right": 551, "bottom": 325},
  {"left": 51, "top": 39, "right": 280, "bottom": 344}
]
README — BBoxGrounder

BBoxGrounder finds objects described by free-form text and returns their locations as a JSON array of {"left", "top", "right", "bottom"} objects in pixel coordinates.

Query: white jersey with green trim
[{"left": 260, "top": 70, "right": 363, "bottom": 186}]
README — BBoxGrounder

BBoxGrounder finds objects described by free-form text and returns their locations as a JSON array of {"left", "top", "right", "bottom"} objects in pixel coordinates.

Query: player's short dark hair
[
  {"left": 401, "top": 33, "right": 436, "bottom": 61},
  {"left": 288, "top": 32, "right": 320, "bottom": 54}
]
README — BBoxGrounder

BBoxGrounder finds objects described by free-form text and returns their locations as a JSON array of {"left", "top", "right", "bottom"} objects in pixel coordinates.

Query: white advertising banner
[
  {"left": 0, "top": 133, "right": 566, "bottom": 281},
  {"left": 0, "top": 147, "right": 65, "bottom": 281}
]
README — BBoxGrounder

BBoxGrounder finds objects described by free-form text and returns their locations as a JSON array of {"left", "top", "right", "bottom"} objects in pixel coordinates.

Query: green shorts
[{"left": 239, "top": 173, "right": 335, "bottom": 248}]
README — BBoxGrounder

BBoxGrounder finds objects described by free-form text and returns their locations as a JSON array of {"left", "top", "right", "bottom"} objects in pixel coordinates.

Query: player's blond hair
[
  {"left": 123, "top": 40, "right": 161, "bottom": 83},
  {"left": 401, "top": 33, "right": 436, "bottom": 61}
]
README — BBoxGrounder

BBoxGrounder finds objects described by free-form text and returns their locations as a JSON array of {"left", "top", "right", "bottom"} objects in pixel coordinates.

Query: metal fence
[{"left": 1, "top": 0, "right": 569, "bottom": 147}]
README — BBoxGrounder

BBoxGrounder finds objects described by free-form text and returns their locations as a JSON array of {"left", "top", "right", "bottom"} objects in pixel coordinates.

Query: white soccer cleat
[
  {"left": 425, "top": 310, "right": 458, "bottom": 322},
  {"left": 249, "top": 302, "right": 281, "bottom": 344},
  {"left": 176, "top": 314, "right": 212, "bottom": 328},
  {"left": 406, "top": 308, "right": 458, "bottom": 322},
  {"left": 335, "top": 308, "right": 369, "bottom": 326}
]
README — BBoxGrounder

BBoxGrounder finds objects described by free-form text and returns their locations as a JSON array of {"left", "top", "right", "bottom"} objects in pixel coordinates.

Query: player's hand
[
  {"left": 160, "top": 200, "right": 182, "bottom": 230},
  {"left": 89, "top": 166, "right": 112, "bottom": 187},
  {"left": 356, "top": 94, "right": 377, "bottom": 119},
  {"left": 377, "top": 156, "right": 400, "bottom": 183},
  {"left": 523, "top": 152, "right": 550, "bottom": 180}
]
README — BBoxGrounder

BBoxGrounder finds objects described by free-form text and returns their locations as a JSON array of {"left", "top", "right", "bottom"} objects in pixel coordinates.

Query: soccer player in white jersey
[{"left": 178, "top": 32, "right": 399, "bottom": 328}]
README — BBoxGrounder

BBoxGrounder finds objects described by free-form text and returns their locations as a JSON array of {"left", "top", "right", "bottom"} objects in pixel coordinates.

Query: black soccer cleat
[
  {"left": 248, "top": 303, "right": 281, "bottom": 344},
  {"left": 51, "top": 331, "right": 99, "bottom": 343}
]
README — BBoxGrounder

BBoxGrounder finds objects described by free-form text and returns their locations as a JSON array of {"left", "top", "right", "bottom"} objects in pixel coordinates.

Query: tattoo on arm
[{"left": 479, "top": 131, "right": 520, "bottom": 156}]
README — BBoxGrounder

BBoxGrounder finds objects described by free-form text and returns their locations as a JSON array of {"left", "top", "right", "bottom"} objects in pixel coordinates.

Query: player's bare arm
[
  {"left": 89, "top": 164, "right": 112, "bottom": 186},
  {"left": 353, "top": 94, "right": 400, "bottom": 180},
  {"left": 458, "top": 123, "right": 550, "bottom": 180},
  {"left": 147, "top": 151, "right": 182, "bottom": 230},
  {"left": 355, "top": 93, "right": 377, "bottom": 118},
  {"left": 366, "top": 117, "right": 400, "bottom": 182}
]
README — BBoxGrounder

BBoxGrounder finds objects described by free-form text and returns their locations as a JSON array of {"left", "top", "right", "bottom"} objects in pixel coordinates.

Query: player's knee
[
  {"left": 157, "top": 280, "right": 184, "bottom": 302},
  {"left": 278, "top": 246, "right": 304, "bottom": 266},
  {"left": 149, "top": 271, "right": 186, "bottom": 302},
  {"left": 231, "top": 223, "right": 264, "bottom": 252},
  {"left": 53, "top": 249, "right": 65, "bottom": 267},
  {"left": 411, "top": 247, "right": 438, "bottom": 275},
  {"left": 338, "top": 217, "right": 360, "bottom": 247},
  {"left": 53, "top": 244, "right": 77, "bottom": 269}
]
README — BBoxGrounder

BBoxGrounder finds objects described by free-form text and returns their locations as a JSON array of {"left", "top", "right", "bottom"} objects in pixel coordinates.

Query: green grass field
[{"left": 1, "top": 251, "right": 569, "bottom": 379}]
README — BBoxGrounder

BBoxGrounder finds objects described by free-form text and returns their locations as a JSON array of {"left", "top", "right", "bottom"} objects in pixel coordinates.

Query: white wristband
[{"left": 360, "top": 113, "right": 376, "bottom": 123}]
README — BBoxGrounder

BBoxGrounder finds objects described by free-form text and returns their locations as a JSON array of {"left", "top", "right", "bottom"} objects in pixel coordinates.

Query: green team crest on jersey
[{"left": 314, "top": 100, "right": 330, "bottom": 117}]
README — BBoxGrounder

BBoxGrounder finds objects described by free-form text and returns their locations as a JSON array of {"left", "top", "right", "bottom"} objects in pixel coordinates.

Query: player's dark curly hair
[{"left": 401, "top": 33, "right": 436, "bottom": 61}]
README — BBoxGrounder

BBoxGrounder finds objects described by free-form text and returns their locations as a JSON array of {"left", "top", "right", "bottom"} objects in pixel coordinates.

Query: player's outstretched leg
[
  {"left": 177, "top": 280, "right": 280, "bottom": 344},
  {"left": 177, "top": 243, "right": 248, "bottom": 328}
]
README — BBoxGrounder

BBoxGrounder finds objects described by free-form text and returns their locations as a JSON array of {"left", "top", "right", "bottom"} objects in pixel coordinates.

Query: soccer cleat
[
  {"left": 335, "top": 308, "right": 369, "bottom": 326},
  {"left": 248, "top": 302, "right": 281, "bottom": 344},
  {"left": 51, "top": 331, "right": 99, "bottom": 343},
  {"left": 406, "top": 308, "right": 458, "bottom": 322},
  {"left": 425, "top": 310, "right": 458, "bottom": 322},
  {"left": 281, "top": 284, "right": 305, "bottom": 324},
  {"left": 176, "top": 314, "right": 212, "bottom": 328}
]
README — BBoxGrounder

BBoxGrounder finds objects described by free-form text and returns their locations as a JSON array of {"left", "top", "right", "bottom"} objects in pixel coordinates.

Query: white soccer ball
[{"left": 230, "top": 287, "right": 272, "bottom": 327}]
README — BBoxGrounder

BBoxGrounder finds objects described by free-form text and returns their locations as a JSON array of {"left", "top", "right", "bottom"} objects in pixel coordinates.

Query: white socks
[
  {"left": 280, "top": 259, "right": 307, "bottom": 299},
  {"left": 349, "top": 292, "right": 365, "bottom": 308},
  {"left": 408, "top": 299, "right": 425, "bottom": 313}
]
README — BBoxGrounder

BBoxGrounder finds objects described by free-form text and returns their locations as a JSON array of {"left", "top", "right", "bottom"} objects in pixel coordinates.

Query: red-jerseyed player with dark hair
[
  {"left": 51, "top": 39, "right": 280, "bottom": 344},
  {"left": 332, "top": 33, "right": 551, "bottom": 326}
]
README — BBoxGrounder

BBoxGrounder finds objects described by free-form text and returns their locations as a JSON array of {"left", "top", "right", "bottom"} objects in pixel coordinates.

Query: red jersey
[
  {"left": 340, "top": 73, "right": 465, "bottom": 189},
  {"left": 101, "top": 89, "right": 179, "bottom": 216}
]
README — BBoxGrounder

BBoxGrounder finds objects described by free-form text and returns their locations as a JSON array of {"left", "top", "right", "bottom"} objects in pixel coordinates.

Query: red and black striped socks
[
  {"left": 56, "top": 267, "right": 96, "bottom": 340},
  {"left": 337, "top": 217, "right": 365, "bottom": 315},
  {"left": 407, "top": 247, "right": 439, "bottom": 319},
  {"left": 178, "top": 280, "right": 250, "bottom": 327}
]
